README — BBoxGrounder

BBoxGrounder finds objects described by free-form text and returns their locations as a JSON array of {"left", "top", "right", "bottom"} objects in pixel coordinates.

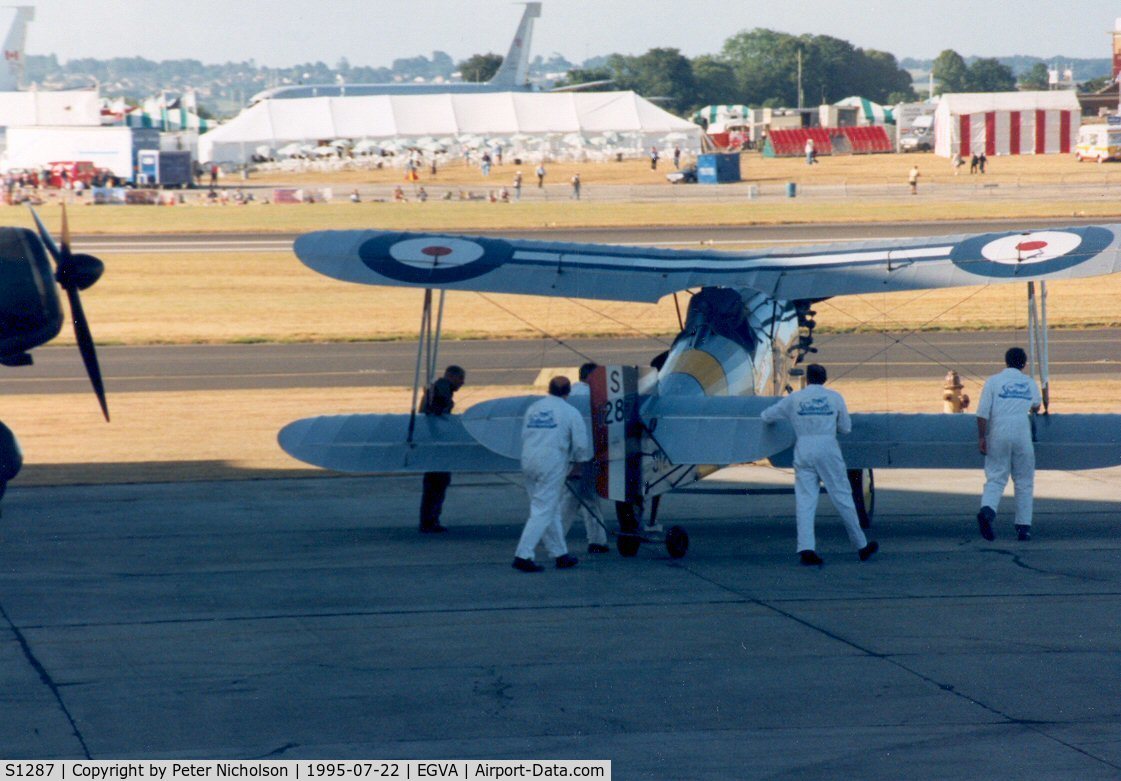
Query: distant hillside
[
  {"left": 900, "top": 55, "right": 1112, "bottom": 81},
  {"left": 21, "top": 52, "right": 580, "bottom": 119}
]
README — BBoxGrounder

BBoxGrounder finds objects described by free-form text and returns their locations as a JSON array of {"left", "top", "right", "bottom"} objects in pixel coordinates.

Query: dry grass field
[
  {"left": 5, "top": 151, "right": 1121, "bottom": 486},
  {"left": 245, "top": 151, "right": 1121, "bottom": 189},
  {"left": 3, "top": 151, "right": 1121, "bottom": 235}
]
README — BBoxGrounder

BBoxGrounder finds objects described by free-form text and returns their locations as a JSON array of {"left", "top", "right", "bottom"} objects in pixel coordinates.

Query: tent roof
[
  {"left": 199, "top": 91, "right": 700, "bottom": 160},
  {"left": 937, "top": 90, "right": 1080, "bottom": 113}
]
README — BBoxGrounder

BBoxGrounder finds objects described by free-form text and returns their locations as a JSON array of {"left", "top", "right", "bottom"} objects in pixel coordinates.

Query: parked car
[{"left": 666, "top": 165, "right": 698, "bottom": 184}]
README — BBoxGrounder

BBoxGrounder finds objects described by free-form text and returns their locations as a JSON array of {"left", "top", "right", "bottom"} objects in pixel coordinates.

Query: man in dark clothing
[{"left": 419, "top": 365, "right": 466, "bottom": 533}]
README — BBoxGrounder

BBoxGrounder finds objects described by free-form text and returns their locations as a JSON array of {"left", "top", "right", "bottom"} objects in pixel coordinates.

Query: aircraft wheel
[
  {"left": 665, "top": 526, "right": 689, "bottom": 559},
  {"left": 616, "top": 534, "right": 641, "bottom": 557},
  {"left": 848, "top": 468, "right": 875, "bottom": 529}
]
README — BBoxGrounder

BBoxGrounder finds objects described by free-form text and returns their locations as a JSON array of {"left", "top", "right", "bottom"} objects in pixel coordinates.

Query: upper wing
[{"left": 293, "top": 225, "right": 1121, "bottom": 303}]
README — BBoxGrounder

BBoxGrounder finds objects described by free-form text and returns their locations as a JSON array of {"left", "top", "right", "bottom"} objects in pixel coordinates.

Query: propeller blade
[
  {"left": 29, "top": 207, "right": 61, "bottom": 262},
  {"left": 59, "top": 203, "right": 71, "bottom": 261},
  {"left": 65, "top": 285, "right": 108, "bottom": 422}
]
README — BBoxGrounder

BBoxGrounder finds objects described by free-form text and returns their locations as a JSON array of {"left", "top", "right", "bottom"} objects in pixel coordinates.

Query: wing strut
[
  {"left": 407, "top": 288, "right": 446, "bottom": 443},
  {"left": 1027, "top": 281, "right": 1050, "bottom": 413}
]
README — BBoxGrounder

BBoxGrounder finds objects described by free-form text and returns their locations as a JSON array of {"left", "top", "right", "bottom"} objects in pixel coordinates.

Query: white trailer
[{"left": 2, "top": 125, "right": 159, "bottom": 180}]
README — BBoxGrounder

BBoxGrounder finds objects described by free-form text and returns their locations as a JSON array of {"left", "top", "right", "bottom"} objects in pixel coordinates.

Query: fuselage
[{"left": 636, "top": 286, "right": 812, "bottom": 499}]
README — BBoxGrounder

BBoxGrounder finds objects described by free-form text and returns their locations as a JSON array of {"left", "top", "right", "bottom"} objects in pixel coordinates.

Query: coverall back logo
[
  {"left": 527, "top": 410, "right": 558, "bottom": 429},
  {"left": 797, "top": 398, "right": 833, "bottom": 416},
  {"left": 999, "top": 380, "right": 1033, "bottom": 400}
]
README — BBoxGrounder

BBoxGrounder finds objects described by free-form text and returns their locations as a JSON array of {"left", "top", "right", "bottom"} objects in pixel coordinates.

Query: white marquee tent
[
  {"left": 198, "top": 91, "right": 703, "bottom": 164},
  {"left": 0, "top": 88, "right": 101, "bottom": 128},
  {"left": 934, "top": 91, "right": 1080, "bottom": 158}
]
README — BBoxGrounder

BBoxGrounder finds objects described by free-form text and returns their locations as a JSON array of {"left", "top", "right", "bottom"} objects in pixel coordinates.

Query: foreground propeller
[{"left": 30, "top": 206, "right": 108, "bottom": 421}]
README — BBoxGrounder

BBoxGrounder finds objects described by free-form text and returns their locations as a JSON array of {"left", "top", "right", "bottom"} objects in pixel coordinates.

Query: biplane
[
  {"left": 279, "top": 223, "right": 1121, "bottom": 557},
  {"left": 0, "top": 208, "right": 108, "bottom": 493}
]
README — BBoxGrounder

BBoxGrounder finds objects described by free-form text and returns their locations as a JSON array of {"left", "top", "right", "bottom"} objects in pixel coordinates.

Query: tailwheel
[
  {"left": 847, "top": 468, "right": 875, "bottom": 529},
  {"left": 665, "top": 526, "right": 689, "bottom": 559}
]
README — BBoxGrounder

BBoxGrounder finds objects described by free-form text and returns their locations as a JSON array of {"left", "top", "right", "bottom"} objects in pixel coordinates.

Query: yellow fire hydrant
[{"left": 942, "top": 370, "right": 970, "bottom": 413}]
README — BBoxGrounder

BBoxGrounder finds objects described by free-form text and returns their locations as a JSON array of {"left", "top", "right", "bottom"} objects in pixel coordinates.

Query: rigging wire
[
  {"left": 474, "top": 291, "right": 595, "bottom": 362},
  {"left": 562, "top": 297, "right": 674, "bottom": 347},
  {"left": 823, "top": 285, "right": 996, "bottom": 385},
  {"left": 813, "top": 289, "right": 988, "bottom": 384}
]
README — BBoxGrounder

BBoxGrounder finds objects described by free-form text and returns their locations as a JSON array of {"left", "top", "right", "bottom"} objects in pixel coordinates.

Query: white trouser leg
[
  {"left": 817, "top": 448, "right": 869, "bottom": 550},
  {"left": 981, "top": 436, "right": 1012, "bottom": 514},
  {"left": 793, "top": 458, "right": 821, "bottom": 552},
  {"left": 516, "top": 462, "right": 569, "bottom": 560},
  {"left": 1009, "top": 436, "right": 1035, "bottom": 526}
]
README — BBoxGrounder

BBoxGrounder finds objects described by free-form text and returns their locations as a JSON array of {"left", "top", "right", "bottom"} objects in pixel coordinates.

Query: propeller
[{"left": 30, "top": 206, "right": 108, "bottom": 421}]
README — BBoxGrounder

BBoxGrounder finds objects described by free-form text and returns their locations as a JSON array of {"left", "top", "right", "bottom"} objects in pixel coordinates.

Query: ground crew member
[
  {"left": 761, "top": 364, "right": 878, "bottom": 565},
  {"left": 417, "top": 365, "right": 466, "bottom": 534},
  {"left": 563, "top": 362, "right": 610, "bottom": 553},
  {"left": 513, "top": 376, "right": 587, "bottom": 572},
  {"left": 976, "top": 347, "right": 1041, "bottom": 541}
]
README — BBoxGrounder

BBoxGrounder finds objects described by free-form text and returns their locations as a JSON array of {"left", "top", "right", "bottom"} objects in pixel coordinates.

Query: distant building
[{"left": 933, "top": 91, "right": 1080, "bottom": 157}]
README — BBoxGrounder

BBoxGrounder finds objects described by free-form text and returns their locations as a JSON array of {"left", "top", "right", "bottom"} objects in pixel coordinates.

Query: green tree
[
  {"left": 552, "top": 66, "right": 613, "bottom": 91},
  {"left": 601, "top": 48, "right": 696, "bottom": 114},
  {"left": 691, "top": 55, "right": 738, "bottom": 110},
  {"left": 856, "top": 49, "right": 916, "bottom": 103},
  {"left": 721, "top": 28, "right": 801, "bottom": 106},
  {"left": 720, "top": 28, "right": 914, "bottom": 107},
  {"left": 1079, "top": 75, "right": 1113, "bottom": 93},
  {"left": 457, "top": 53, "right": 503, "bottom": 82},
  {"left": 967, "top": 57, "right": 1016, "bottom": 91},
  {"left": 932, "top": 49, "right": 969, "bottom": 93},
  {"left": 1019, "top": 62, "right": 1050, "bottom": 90}
]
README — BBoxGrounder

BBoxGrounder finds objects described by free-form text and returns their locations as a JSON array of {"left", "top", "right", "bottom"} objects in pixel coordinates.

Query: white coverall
[
  {"left": 761, "top": 385, "right": 868, "bottom": 553},
  {"left": 977, "top": 367, "right": 1042, "bottom": 526},
  {"left": 515, "top": 395, "right": 592, "bottom": 561},
  {"left": 561, "top": 382, "right": 608, "bottom": 547}
]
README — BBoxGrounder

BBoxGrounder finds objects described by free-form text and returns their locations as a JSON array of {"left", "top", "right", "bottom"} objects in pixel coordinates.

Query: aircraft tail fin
[
  {"left": 488, "top": 2, "right": 540, "bottom": 88},
  {"left": 0, "top": 6, "right": 33, "bottom": 91}
]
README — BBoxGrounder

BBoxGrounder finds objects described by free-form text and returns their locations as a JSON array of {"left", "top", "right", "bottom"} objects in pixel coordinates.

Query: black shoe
[
  {"left": 419, "top": 523, "right": 448, "bottom": 534},
  {"left": 1016, "top": 524, "right": 1032, "bottom": 541},
  {"left": 555, "top": 553, "right": 579, "bottom": 569},
  {"left": 512, "top": 557, "right": 544, "bottom": 573},
  {"left": 977, "top": 507, "right": 995, "bottom": 541},
  {"left": 799, "top": 550, "right": 824, "bottom": 566},
  {"left": 587, "top": 543, "right": 610, "bottom": 553},
  {"left": 858, "top": 540, "right": 879, "bottom": 562}
]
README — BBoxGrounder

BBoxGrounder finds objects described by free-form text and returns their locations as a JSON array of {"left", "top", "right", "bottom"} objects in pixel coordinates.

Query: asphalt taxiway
[{"left": 2, "top": 328, "right": 1117, "bottom": 395}]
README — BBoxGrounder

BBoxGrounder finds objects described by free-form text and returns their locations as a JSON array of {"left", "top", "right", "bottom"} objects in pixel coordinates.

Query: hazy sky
[{"left": 17, "top": 0, "right": 1121, "bottom": 67}]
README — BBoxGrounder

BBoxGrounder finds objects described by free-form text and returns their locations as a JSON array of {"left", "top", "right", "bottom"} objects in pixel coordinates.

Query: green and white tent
[
  {"left": 690, "top": 105, "right": 751, "bottom": 126},
  {"left": 835, "top": 96, "right": 894, "bottom": 125}
]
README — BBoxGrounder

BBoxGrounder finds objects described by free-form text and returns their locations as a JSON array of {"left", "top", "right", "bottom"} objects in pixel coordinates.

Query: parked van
[
  {"left": 1074, "top": 125, "right": 1121, "bottom": 163},
  {"left": 899, "top": 115, "right": 934, "bottom": 152}
]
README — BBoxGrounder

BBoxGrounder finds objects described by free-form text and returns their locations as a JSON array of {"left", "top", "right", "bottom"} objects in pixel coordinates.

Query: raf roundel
[
  {"left": 949, "top": 226, "right": 1114, "bottom": 278},
  {"left": 358, "top": 232, "right": 515, "bottom": 283}
]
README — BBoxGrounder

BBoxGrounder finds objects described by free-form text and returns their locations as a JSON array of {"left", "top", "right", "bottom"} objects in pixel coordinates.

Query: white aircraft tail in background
[
  {"left": 487, "top": 2, "right": 541, "bottom": 89},
  {"left": 0, "top": 5, "right": 33, "bottom": 91}
]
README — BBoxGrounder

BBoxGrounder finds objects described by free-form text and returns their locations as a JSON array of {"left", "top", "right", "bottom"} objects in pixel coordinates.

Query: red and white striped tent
[{"left": 933, "top": 91, "right": 1080, "bottom": 157}]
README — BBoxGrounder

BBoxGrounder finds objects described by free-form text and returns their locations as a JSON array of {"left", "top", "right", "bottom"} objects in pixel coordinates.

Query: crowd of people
[{"left": 413, "top": 346, "right": 1039, "bottom": 572}]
